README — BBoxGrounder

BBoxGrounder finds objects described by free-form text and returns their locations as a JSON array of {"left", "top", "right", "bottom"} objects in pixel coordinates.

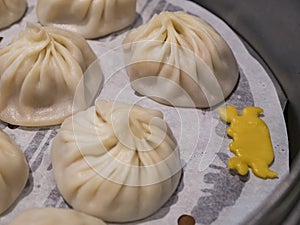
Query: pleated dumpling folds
[
  {"left": 123, "top": 11, "right": 239, "bottom": 108},
  {"left": 51, "top": 100, "right": 182, "bottom": 222},
  {"left": 0, "top": 0, "right": 27, "bottom": 29},
  {"left": 0, "top": 129, "right": 29, "bottom": 215},
  {"left": 36, "top": 0, "right": 137, "bottom": 39},
  {"left": 7, "top": 208, "right": 107, "bottom": 225},
  {"left": 0, "top": 23, "right": 103, "bottom": 126}
]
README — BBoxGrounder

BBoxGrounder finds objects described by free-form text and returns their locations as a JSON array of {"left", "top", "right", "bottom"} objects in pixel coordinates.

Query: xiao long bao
[
  {"left": 7, "top": 208, "right": 107, "bottom": 225},
  {"left": 123, "top": 11, "right": 239, "bottom": 108},
  {"left": 51, "top": 100, "right": 182, "bottom": 222},
  {"left": 0, "top": 129, "right": 29, "bottom": 215},
  {"left": 0, "top": 0, "right": 27, "bottom": 29},
  {"left": 0, "top": 23, "right": 103, "bottom": 127},
  {"left": 36, "top": 0, "right": 137, "bottom": 39}
]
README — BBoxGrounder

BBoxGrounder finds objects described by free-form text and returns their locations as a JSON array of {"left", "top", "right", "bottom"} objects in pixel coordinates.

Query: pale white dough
[
  {"left": 123, "top": 11, "right": 239, "bottom": 108},
  {"left": 36, "top": 0, "right": 137, "bottom": 39},
  {"left": 7, "top": 208, "right": 107, "bottom": 225},
  {"left": 0, "top": 23, "right": 103, "bottom": 126},
  {"left": 0, "top": 0, "right": 27, "bottom": 29},
  {"left": 51, "top": 100, "right": 182, "bottom": 222},
  {"left": 0, "top": 129, "right": 29, "bottom": 215}
]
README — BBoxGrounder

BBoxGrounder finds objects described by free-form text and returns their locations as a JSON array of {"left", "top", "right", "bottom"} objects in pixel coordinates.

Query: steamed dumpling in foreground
[
  {"left": 123, "top": 11, "right": 239, "bottom": 108},
  {"left": 7, "top": 208, "right": 107, "bottom": 225},
  {"left": 0, "top": 23, "right": 103, "bottom": 126},
  {"left": 51, "top": 100, "right": 182, "bottom": 222},
  {"left": 0, "top": 129, "right": 29, "bottom": 215},
  {"left": 0, "top": 0, "right": 27, "bottom": 29},
  {"left": 36, "top": 0, "right": 137, "bottom": 39}
]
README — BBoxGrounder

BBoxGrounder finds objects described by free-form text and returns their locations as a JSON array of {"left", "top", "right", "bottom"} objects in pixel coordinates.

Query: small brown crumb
[{"left": 178, "top": 214, "right": 195, "bottom": 225}]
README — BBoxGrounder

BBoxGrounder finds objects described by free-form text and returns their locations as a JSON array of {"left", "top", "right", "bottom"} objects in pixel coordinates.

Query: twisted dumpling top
[
  {"left": 0, "top": 23, "right": 103, "bottom": 126},
  {"left": 36, "top": 0, "right": 137, "bottom": 39},
  {"left": 51, "top": 100, "right": 182, "bottom": 222},
  {"left": 123, "top": 11, "right": 239, "bottom": 108}
]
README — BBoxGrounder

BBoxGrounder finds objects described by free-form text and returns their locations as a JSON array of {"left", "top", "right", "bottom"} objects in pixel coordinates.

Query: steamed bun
[
  {"left": 0, "top": 129, "right": 29, "bottom": 215},
  {"left": 0, "top": 0, "right": 27, "bottom": 29},
  {"left": 123, "top": 11, "right": 239, "bottom": 108},
  {"left": 8, "top": 208, "right": 107, "bottom": 225},
  {"left": 36, "top": 0, "right": 137, "bottom": 39},
  {"left": 0, "top": 23, "right": 103, "bottom": 126},
  {"left": 51, "top": 100, "right": 182, "bottom": 222}
]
